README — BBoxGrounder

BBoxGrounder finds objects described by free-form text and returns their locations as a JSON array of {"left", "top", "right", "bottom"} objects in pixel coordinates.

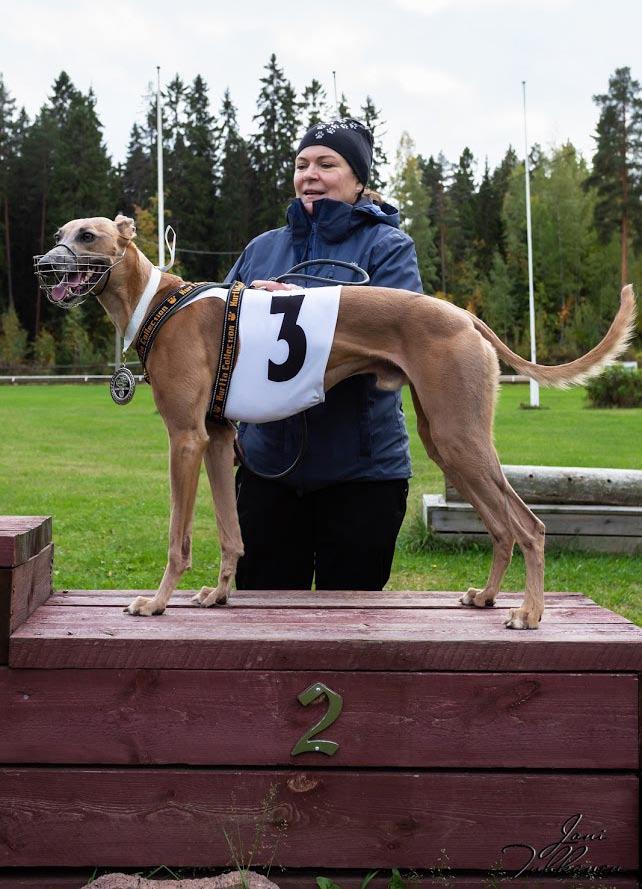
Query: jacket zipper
[{"left": 308, "top": 222, "right": 318, "bottom": 261}]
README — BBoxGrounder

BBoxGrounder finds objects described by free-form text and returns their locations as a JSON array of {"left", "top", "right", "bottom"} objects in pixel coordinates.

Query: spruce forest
[{"left": 0, "top": 56, "right": 641, "bottom": 371}]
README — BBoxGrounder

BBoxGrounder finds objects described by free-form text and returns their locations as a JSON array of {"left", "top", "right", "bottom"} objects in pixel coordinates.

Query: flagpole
[
  {"left": 522, "top": 80, "right": 539, "bottom": 407},
  {"left": 156, "top": 66, "right": 165, "bottom": 268}
]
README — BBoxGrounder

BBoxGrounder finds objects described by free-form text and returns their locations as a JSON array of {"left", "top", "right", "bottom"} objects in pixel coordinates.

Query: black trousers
[{"left": 234, "top": 467, "right": 409, "bottom": 591}]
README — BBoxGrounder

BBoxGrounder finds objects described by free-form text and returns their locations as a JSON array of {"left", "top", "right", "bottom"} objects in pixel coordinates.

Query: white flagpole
[
  {"left": 156, "top": 66, "right": 165, "bottom": 268},
  {"left": 332, "top": 70, "right": 338, "bottom": 116},
  {"left": 522, "top": 80, "right": 539, "bottom": 407}
]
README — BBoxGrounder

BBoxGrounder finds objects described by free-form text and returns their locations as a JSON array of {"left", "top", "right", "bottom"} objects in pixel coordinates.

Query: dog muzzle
[{"left": 33, "top": 244, "right": 118, "bottom": 308}]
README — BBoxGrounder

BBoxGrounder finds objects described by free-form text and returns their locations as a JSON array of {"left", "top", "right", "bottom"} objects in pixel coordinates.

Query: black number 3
[{"left": 268, "top": 293, "right": 307, "bottom": 382}]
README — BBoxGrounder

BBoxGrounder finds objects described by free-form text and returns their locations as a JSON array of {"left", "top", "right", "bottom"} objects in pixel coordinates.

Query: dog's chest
[{"left": 224, "top": 286, "right": 341, "bottom": 423}]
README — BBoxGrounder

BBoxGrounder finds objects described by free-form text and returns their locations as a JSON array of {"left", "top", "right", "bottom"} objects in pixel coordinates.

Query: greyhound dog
[{"left": 35, "top": 215, "right": 636, "bottom": 628}]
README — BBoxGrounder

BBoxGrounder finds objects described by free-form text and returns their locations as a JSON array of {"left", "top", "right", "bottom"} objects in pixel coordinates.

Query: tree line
[{"left": 0, "top": 58, "right": 640, "bottom": 370}]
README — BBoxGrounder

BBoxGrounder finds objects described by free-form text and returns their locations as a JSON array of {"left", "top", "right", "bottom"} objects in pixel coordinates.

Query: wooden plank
[
  {"left": 0, "top": 873, "right": 89, "bottom": 888},
  {"left": 10, "top": 604, "right": 642, "bottom": 671},
  {"left": 0, "top": 668, "right": 636, "bottom": 769},
  {"left": 427, "top": 530, "right": 642, "bottom": 555},
  {"left": 0, "top": 873, "right": 638, "bottom": 889},
  {"left": 43, "top": 600, "right": 626, "bottom": 625},
  {"left": 0, "top": 545, "right": 53, "bottom": 664},
  {"left": 0, "top": 517, "right": 52, "bottom": 568},
  {"left": 276, "top": 877, "right": 640, "bottom": 889},
  {"left": 426, "top": 496, "right": 642, "bottom": 537},
  {"left": 46, "top": 589, "right": 597, "bottom": 608},
  {"left": 445, "top": 465, "right": 642, "bottom": 506},
  {"left": 0, "top": 769, "right": 637, "bottom": 870},
  {"left": 6, "top": 545, "right": 53, "bottom": 631}
]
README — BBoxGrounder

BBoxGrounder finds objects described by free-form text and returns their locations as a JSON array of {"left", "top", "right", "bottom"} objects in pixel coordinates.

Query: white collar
[{"left": 123, "top": 266, "right": 163, "bottom": 352}]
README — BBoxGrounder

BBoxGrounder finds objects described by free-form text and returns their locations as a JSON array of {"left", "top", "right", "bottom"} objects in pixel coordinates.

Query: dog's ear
[{"left": 115, "top": 214, "right": 136, "bottom": 240}]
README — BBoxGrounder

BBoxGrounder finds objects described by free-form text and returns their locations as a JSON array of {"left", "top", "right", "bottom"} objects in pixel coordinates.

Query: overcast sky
[{"left": 2, "top": 0, "right": 642, "bottom": 188}]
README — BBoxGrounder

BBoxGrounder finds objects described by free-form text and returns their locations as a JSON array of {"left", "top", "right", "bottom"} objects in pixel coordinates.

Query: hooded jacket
[{"left": 224, "top": 196, "right": 423, "bottom": 491}]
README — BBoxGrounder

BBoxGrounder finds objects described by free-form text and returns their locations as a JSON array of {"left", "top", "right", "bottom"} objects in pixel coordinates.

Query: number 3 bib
[{"left": 224, "top": 286, "right": 341, "bottom": 424}]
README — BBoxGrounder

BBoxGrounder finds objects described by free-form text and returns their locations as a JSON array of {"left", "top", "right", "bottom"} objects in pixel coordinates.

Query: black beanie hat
[{"left": 296, "top": 118, "right": 374, "bottom": 186}]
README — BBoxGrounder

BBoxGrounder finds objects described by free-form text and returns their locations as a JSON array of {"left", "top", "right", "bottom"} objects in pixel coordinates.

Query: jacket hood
[{"left": 286, "top": 196, "right": 400, "bottom": 245}]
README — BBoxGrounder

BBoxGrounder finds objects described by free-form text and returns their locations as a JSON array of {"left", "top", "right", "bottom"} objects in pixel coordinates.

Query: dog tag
[{"left": 110, "top": 366, "right": 136, "bottom": 405}]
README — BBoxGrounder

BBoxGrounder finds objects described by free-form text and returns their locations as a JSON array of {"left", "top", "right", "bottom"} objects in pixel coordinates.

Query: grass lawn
[{"left": 1, "top": 382, "right": 640, "bottom": 625}]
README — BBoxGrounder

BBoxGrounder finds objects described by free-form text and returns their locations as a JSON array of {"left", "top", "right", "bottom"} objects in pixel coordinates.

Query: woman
[{"left": 225, "top": 118, "right": 423, "bottom": 591}]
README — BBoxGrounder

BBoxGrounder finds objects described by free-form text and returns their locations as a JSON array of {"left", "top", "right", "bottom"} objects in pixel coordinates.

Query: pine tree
[
  {"left": 121, "top": 123, "right": 154, "bottom": 214},
  {"left": 0, "top": 75, "right": 18, "bottom": 310},
  {"left": 301, "top": 79, "right": 329, "bottom": 131},
  {"left": 10, "top": 104, "right": 56, "bottom": 336},
  {"left": 448, "top": 147, "right": 477, "bottom": 264},
  {"left": 214, "top": 89, "right": 254, "bottom": 277},
  {"left": 391, "top": 132, "right": 438, "bottom": 290},
  {"left": 251, "top": 54, "right": 300, "bottom": 232},
  {"left": 337, "top": 93, "right": 351, "bottom": 118},
  {"left": 15, "top": 74, "right": 115, "bottom": 342},
  {"left": 169, "top": 75, "right": 218, "bottom": 280},
  {"left": 483, "top": 252, "right": 515, "bottom": 343},
  {"left": 360, "top": 96, "right": 387, "bottom": 191},
  {"left": 585, "top": 66, "right": 642, "bottom": 284},
  {"left": 419, "top": 153, "right": 450, "bottom": 293}
]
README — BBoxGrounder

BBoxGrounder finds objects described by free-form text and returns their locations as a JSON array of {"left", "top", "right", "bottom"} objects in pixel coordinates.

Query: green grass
[{"left": 0, "top": 383, "right": 640, "bottom": 625}]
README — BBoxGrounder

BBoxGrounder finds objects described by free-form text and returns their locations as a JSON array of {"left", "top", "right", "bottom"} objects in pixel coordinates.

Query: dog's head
[{"left": 34, "top": 215, "right": 136, "bottom": 308}]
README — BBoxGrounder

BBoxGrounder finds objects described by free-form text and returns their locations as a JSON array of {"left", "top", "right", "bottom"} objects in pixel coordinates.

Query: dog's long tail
[{"left": 470, "top": 284, "right": 637, "bottom": 387}]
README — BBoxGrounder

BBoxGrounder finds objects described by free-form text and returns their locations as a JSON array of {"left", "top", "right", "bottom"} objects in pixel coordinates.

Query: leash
[
  {"left": 121, "top": 258, "right": 369, "bottom": 481},
  {"left": 236, "top": 260, "right": 368, "bottom": 481},
  {"left": 271, "top": 258, "right": 370, "bottom": 287}
]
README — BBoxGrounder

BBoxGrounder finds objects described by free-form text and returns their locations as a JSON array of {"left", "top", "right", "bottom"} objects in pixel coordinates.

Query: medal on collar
[{"left": 110, "top": 365, "right": 136, "bottom": 405}]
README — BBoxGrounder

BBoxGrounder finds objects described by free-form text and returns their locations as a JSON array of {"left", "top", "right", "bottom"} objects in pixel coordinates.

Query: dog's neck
[{"left": 98, "top": 246, "right": 168, "bottom": 344}]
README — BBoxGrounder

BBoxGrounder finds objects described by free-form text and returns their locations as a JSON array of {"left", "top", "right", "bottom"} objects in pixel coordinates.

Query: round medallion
[{"left": 110, "top": 366, "right": 136, "bottom": 405}]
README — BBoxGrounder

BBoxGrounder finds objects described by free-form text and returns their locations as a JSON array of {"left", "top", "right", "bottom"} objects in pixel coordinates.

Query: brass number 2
[{"left": 290, "top": 681, "right": 343, "bottom": 757}]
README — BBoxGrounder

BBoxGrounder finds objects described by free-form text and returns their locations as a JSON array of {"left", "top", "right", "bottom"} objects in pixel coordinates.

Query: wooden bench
[
  {"left": 423, "top": 464, "right": 642, "bottom": 553},
  {"left": 1, "top": 516, "right": 641, "bottom": 888}
]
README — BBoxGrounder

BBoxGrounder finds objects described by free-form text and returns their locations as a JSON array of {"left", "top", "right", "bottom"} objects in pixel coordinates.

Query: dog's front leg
[
  {"left": 126, "top": 429, "right": 208, "bottom": 616},
  {"left": 193, "top": 421, "right": 244, "bottom": 607}
]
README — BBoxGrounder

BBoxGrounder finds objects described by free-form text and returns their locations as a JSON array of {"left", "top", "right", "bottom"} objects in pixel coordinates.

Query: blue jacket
[{"left": 225, "top": 196, "right": 423, "bottom": 491}]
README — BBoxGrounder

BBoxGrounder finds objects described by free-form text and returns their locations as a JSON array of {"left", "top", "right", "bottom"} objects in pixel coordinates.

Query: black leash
[
  {"left": 272, "top": 258, "right": 370, "bottom": 286},
  {"left": 132, "top": 260, "right": 368, "bottom": 482},
  {"left": 235, "top": 259, "right": 368, "bottom": 482}
]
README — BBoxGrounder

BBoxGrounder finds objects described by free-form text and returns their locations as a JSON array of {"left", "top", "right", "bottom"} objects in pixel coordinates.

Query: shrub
[
  {"left": 0, "top": 308, "right": 28, "bottom": 369},
  {"left": 58, "top": 311, "right": 103, "bottom": 371},
  {"left": 33, "top": 328, "right": 57, "bottom": 371},
  {"left": 585, "top": 364, "right": 642, "bottom": 408}
]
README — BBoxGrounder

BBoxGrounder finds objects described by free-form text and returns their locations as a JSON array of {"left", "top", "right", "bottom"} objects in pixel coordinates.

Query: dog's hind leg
[
  {"left": 410, "top": 386, "right": 515, "bottom": 608},
  {"left": 408, "top": 347, "right": 545, "bottom": 628},
  {"left": 193, "top": 421, "right": 244, "bottom": 607},
  {"left": 126, "top": 427, "right": 209, "bottom": 616}
]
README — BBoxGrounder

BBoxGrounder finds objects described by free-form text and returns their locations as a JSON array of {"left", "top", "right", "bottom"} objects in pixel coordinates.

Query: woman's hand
[{"left": 250, "top": 279, "right": 301, "bottom": 292}]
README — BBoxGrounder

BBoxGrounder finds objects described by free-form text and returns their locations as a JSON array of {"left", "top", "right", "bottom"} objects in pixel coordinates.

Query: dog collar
[{"left": 123, "top": 266, "right": 162, "bottom": 352}]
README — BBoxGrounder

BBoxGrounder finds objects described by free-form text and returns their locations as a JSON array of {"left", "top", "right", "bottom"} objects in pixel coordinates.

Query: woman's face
[{"left": 294, "top": 146, "right": 362, "bottom": 214}]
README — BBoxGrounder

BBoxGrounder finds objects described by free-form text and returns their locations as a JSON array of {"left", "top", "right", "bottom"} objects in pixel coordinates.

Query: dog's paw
[
  {"left": 505, "top": 607, "right": 542, "bottom": 630},
  {"left": 124, "top": 595, "right": 165, "bottom": 616},
  {"left": 459, "top": 587, "right": 496, "bottom": 608},
  {"left": 193, "top": 585, "right": 228, "bottom": 607}
]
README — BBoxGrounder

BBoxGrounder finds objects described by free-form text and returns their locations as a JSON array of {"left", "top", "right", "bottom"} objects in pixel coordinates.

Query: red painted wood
[
  {"left": 10, "top": 603, "right": 642, "bottom": 671},
  {"left": 47, "top": 590, "right": 597, "bottom": 608},
  {"left": 0, "top": 873, "right": 637, "bottom": 889},
  {"left": 0, "top": 667, "right": 637, "bottom": 769},
  {"left": 0, "top": 769, "right": 637, "bottom": 870},
  {"left": 7, "top": 544, "right": 53, "bottom": 631},
  {"left": 0, "top": 545, "right": 53, "bottom": 664},
  {"left": 0, "top": 517, "right": 52, "bottom": 568},
  {"left": 0, "top": 873, "right": 89, "bottom": 888},
  {"left": 275, "top": 878, "right": 640, "bottom": 889}
]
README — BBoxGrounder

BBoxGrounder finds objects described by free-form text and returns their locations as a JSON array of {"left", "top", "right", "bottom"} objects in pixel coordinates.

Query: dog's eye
[{"left": 79, "top": 231, "right": 95, "bottom": 243}]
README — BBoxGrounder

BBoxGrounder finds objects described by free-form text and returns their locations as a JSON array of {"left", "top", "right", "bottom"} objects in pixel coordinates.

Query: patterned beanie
[{"left": 296, "top": 118, "right": 374, "bottom": 186}]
